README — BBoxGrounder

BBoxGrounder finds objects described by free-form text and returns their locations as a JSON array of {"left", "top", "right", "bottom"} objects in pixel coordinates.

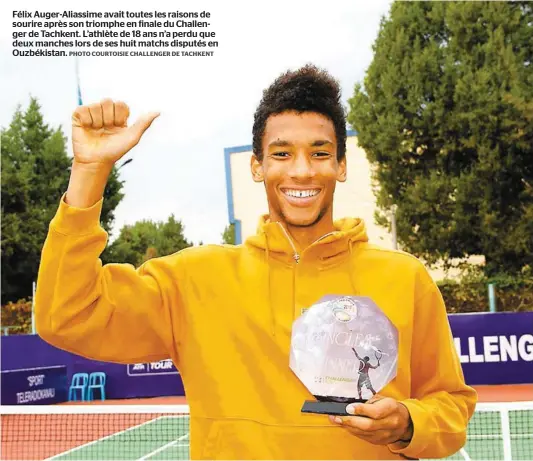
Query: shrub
[
  {"left": 438, "top": 267, "right": 533, "bottom": 313},
  {"left": 1, "top": 298, "right": 32, "bottom": 335}
]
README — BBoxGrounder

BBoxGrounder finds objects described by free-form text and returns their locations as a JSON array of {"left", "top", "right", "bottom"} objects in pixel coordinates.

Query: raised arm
[
  {"left": 35, "top": 100, "right": 182, "bottom": 365},
  {"left": 351, "top": 347, "right": 362, "bottom": 361}
]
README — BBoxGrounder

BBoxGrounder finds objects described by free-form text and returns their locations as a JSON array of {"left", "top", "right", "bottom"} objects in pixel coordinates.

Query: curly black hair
[{"left": 252, "top": 64, "right": 347, "bottom": 161}]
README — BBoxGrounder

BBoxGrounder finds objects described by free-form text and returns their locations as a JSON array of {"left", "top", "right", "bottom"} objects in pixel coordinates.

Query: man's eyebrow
[
  {"left": 269, "top": 139, "right": 292, "bottom": 148},
  {"left": 268, "top": 139, "right": 334, "bottom": 148},
  {"left": 311, "top": 140, "right": 334, "bottom": 147}
]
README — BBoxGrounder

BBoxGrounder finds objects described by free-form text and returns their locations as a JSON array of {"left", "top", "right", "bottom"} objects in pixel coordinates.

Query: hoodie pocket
[
  {"left": 200, "top": 418, "right": 404, "bottom": 460},
  {"left": 201, "top": 419, "right": 268, "bottom": 459}
]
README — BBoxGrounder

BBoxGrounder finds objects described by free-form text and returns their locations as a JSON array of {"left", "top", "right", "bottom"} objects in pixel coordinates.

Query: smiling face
[{"left": 251, "top": 111, "right": 346, "bottom": 231}]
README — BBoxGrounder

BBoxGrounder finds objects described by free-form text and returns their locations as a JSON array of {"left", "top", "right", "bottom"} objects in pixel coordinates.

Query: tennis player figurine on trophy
[{"left": 290, "top": 295, "right": 398, "bottom": 416}]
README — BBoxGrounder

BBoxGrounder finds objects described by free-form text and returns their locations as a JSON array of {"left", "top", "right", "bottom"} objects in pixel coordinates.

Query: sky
[{"left": 1, "top": 0, "right": 394, "bottom": 245}]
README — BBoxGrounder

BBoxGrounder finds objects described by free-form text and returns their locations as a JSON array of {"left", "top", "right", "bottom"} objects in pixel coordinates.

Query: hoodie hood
[{"left": 246, "top": 214, "right": 369, "bottom": 264}]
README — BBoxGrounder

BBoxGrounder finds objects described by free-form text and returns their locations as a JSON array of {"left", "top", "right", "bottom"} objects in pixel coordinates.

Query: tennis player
[
  {"left": 36, "top": 64, "right": 477, "bottom": 459},
  {"left": 352, "top": 347, "right": 380, "bottom": 399}
]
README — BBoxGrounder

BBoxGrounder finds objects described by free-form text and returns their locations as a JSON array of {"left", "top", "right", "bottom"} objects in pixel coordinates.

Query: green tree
[
  {"left": 348, "top": 2, "right": 533, "bottom": 276},
  {"left": 1, "top": 98, "right": 125, "bottom": 303},
  {"left": 102, "top": 215, "right": 193, "bottom": 267},
  {"left": 222, "top": 223, "right": 235, "bottom": 245}
]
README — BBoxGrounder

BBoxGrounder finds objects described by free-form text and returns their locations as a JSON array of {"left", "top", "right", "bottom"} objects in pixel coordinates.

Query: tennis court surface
[
  {"left": 1, "top": 402, "right": 532, "bottom": 460},
  {"left": 1, "top": 405, "right": 190, "bottom": 460}
]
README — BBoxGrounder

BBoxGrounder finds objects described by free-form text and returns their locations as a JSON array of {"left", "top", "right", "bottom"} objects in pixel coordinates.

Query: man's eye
[
  {"left": 272, "top": 152, "right": 289, "bottom": 158},
  {"left": 313, "top": 152, "right": 331, "bottom": 157}
]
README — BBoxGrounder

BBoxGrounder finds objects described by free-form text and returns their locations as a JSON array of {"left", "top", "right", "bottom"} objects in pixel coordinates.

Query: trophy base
[{"left": 301, "top": 399, "right": 367, "bottom": 416}]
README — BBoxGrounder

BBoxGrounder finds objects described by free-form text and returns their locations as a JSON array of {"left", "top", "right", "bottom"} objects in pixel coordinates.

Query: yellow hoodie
[{"left": 36, "top": 195, "right": 477, "bottom": 460}]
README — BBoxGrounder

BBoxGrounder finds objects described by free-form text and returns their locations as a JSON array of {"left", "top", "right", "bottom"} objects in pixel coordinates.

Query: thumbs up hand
[{"left": 72, "top": 98, "right": 159, "bottom": 166}]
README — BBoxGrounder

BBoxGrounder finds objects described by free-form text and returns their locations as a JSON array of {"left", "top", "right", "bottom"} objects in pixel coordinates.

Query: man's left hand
[{"left": 329, "top": 395, "right": 413, "bottom": 446}]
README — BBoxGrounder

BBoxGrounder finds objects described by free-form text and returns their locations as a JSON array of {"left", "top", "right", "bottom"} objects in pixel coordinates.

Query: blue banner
[
  {"left": 1, "top": 335, "right": 185, "bottom": 399},
  {"left": 0, "top": 365, "right": 68, "bottom": 405},
  {"left": 449, "top": 312, "right": 533, "bottom": 385}
]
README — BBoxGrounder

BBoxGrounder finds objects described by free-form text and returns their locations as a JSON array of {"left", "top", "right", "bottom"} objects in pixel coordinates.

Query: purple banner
[
  {"left": 1, "top": 365, "right": 67, "bottom": 405},
  {"left": 448, "top": 312, "right": 533, "bottom": 385},
  {"left": 0, "top": 335, "right": 185, "bottom": 400},
  {"left": 1, "top": 312, "right": 531, "bottom": 396}
]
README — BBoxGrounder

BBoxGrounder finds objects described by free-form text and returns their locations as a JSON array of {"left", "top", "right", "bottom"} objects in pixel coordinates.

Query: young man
[{"left": 36, "top": 64, "right": 477, "bottom": 459}]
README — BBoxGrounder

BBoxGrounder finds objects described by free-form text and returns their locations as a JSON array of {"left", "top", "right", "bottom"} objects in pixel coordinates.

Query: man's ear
[
  {"left": 251, "top": 154, "right": 264, "bottom": 182},
  {"left": 337, "top": 156, "right": 347, "bottom": 182}
]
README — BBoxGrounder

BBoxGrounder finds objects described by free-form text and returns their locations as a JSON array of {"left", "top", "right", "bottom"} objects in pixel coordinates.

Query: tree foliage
[
  {"left": 1, "top": 98, "right": 124, "bottom": 303},
  {"left": 222, "top": 223, "right": 235, "bottom": 245},
  {"left": 102, "top": 215, "right": 193, "bottom": 267},
  {"left": 348, "top": 2, "right": 533, "bottom": 276}
]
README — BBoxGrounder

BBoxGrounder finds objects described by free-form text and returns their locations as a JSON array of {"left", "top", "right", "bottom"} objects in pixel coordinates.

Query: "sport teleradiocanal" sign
[{"left": 0, "top": 365, "right": 67, "bottom": 405}]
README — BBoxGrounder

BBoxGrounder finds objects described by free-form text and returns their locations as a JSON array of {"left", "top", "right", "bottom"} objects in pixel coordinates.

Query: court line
[
  {"left": 467, "top": 433, "right": 533, "bottom": 439},
  {"left": 459, "top": 447, "right": 472, "bottom": 461},
  {"left": 1, "top": 404, "right": 190, "bottom": 415},
  {"left": 138, "top": 433, "right": 190, "bottom": 460},
  {"left": 46, "top": 415, "right": 189, "bottom": 460}
]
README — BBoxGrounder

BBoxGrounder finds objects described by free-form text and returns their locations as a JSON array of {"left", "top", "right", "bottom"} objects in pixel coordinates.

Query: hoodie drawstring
[
  {"left": 264, "top": 227, "right": 301, "bottom": 338},
  {"left": 264, "top": 233, "right": 276, "bottom": 337},
  {"left": 348, "top": 239, "right": 359, "bottom": 296},
  {"left": 264, "top": 227, "right": 362, "bottom": 337}
]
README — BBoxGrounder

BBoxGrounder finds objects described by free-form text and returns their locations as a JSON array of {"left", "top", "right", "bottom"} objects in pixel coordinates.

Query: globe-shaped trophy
[{"left": 290, "top": 295, "right": 398, "bottom": 416}]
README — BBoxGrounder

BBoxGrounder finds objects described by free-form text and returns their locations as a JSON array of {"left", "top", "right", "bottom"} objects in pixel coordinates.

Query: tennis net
[
  {"left": 0, "top": 404, "right": 190, "bottom": 460},
  {"left": 1, "top": 401, "right": 531, "bottom": 460},
  {"left": 443, "top": 402, "right": 533, "bottom": 461}
]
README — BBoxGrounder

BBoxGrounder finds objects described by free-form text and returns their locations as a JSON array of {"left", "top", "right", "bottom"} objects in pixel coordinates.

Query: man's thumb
[{"left": 128, "top": 112, "right": 160, "bottom": 141}]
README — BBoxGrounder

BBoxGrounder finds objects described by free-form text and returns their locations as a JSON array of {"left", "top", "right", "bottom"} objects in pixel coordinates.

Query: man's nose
[{"left": 288, "top": 153, "right": 314, "bottom": 180}]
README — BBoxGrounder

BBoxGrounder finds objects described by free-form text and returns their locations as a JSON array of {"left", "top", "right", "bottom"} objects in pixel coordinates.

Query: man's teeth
[{"left": 284, "top": 189, "right": 320, "bottom": 198}]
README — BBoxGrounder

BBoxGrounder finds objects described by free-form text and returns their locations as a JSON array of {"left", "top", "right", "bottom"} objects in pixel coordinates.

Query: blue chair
[
  {"left": 68, "top": 373, "right": 89, "bottom": 401},
  {"left": 87, "top": 372, "right": 106, "bottom": 401}
]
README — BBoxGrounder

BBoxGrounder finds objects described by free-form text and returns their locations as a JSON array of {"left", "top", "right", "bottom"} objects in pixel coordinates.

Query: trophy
[{"left": 290, "top": 295, "right": 398, "bottom": 416}]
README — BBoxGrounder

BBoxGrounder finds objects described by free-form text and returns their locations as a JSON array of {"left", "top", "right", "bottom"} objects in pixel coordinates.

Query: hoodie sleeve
[
  {"left": 35, "top": 194, "right": 185, "bottom": 365},
  {"left": 388, "top": 268, "right": 478, "bottom": 459}
]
